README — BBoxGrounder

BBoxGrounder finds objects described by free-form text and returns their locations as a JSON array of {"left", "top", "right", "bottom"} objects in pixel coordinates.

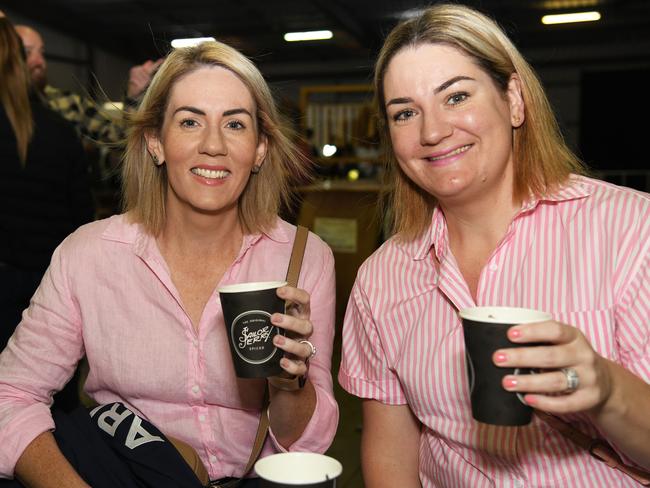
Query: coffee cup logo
[{"left": 231, "top": 310, "right": 278, "bottom": 364}]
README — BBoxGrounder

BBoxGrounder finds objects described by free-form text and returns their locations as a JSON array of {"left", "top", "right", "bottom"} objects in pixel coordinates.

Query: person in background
[
  {"left": 0, "top": 11, "right": 94, "bottom": 352},
  {"left": 0, "top": 39, "right": 338, "bottom": 487},
  {"left": 15, "top": 24, "right": 162, "bottom": 144},
  {"left": 339, "top": 4, "right": 650, "bottom": 487}
]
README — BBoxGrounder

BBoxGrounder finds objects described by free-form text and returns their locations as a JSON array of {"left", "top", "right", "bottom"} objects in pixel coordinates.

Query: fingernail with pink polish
[
  {"left": 274, "top": 335, "right": 285, "bottom": 346},
  {"left": 503, "top": 377, "right": 517, "bottom": 390},
  {"left": 494, "top": 352, "right": 507, "bottom": 363},
  {"left": 508, "top": 328, "right": 522, "bottom": 340}
]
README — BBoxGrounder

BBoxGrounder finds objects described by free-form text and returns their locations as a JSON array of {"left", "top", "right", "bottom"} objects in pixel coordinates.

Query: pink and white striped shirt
[
  {"left": 0, "top": 215, "right": 338, "bottom": 479},
  {"left": 339, "top": 176, "right": 650, "bottom": 487}
]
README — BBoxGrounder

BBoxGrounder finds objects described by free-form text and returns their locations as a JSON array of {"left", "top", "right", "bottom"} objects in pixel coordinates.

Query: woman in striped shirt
[{"left": 339, "top": 4, "right": 650, "bottom": 487}]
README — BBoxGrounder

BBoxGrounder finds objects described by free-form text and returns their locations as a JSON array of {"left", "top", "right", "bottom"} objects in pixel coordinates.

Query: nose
[
  {"left": 420, "top": 111, "right": 453, "bottom": 146},
  {"left": 27, "top": 49, "right": 46, "bottom": 70},
  {"left": 198, "top": 125, "right": 227, "bottom": 156}
]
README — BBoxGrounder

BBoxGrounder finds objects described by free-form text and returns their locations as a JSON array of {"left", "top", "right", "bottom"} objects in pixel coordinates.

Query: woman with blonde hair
[
  {"left": 0, "top": 40, "right": 337, "bottom": 487},
  {"left": 0, "top": 11, "right": 93, "bottom": 352},
  {"left": 340, "top": 4, "right": 650, "bottom": 487}
]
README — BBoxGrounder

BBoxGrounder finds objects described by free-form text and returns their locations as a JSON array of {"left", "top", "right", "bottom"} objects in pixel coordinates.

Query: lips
[
  {"left": 425, "top": 144, "right": 472, "bottom": 162},
  {"left": 191, "top": 167, "right": 230, "bottom": 179}
]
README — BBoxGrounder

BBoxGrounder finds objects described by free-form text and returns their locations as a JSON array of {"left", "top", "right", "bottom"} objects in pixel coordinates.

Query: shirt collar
[
  {"left": 238, "top": 219, "right": 290, "bottom": 256},
  {"left": 413, "top": 205, "right": 447, "bottom": 262},
  {"left": 100, "top": 214, "right": 290, "bottom": 257},
  {"left": 411, "top": 175, "right": 591, "bottom": 262},
  {"left": 519, "top": 174, "right": 592, "bottom": 214}
]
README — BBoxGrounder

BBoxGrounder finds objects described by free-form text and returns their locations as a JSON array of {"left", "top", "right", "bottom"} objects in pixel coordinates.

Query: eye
[
  {"left": 226, "top": 120, "right": 245, "bottom": 130},
  {"left": 446, "top": 92, "right": 468, "bottom": 106},
  {"left": 180, "top": 118, "right": 199, "bottom": 128},
  {"left": 392, "top": 109, "right": 416, "bottom": 122}
]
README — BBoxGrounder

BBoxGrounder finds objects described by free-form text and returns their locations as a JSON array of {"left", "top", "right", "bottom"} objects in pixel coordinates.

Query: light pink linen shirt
[
  {"left": 0, "top": 214, "right": 338, "bottom": 479},
  {"left": 340, "top": 176, "right": 650, "bottom": 487}
]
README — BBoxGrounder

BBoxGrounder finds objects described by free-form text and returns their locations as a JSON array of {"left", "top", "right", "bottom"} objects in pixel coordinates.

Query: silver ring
[
  {"left": 562, "top": 367, "right": 579, "bottom": 393},
  {"left": 299, "top": 339, "right": 317, "bottom": 360}
]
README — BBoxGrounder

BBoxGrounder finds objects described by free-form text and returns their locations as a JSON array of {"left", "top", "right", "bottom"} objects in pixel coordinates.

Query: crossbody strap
[
  {"left": 285, "top": 225, "right": 309, "bottom": 288},
  {"left": 535, "top": 411, "right": 650, "bottom": 485},
  {"left": 238, "top": 225, "right": 309, "bottom": 479}
]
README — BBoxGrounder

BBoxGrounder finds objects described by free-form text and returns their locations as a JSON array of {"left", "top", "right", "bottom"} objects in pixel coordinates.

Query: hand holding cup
[
  {"left": 271, "top": 285, "right": 316, "bottom": 378},
  {"left": 495, "top": 318, "right": 614, "bottom": 416}
]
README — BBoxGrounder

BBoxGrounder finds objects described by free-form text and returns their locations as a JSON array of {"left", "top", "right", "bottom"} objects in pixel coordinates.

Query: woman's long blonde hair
[
  {"left": 375, "top": 4, "right": 585, "bottom": 240},
  {"left": 122, "top": 40, "right": 311, "bottom": 236},
  {"left": 0, "top": 16, "right": 33, "bottom": 164}
]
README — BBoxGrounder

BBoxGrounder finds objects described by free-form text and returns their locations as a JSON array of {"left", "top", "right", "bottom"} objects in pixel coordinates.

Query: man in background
[{"left": 15, "top": 24, "right": 161, "bottom": 144}]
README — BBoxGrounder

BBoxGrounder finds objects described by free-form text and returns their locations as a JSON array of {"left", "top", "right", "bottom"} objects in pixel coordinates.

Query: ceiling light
[
  {"left": 542, "top": 11, "right": 601, "bottom": 24},
  {"left": 396, "top": 8, "right": 427, "bottom": 19},
  {"left": 284, "top": 30, "right": 333, "bottom": 42},
  {"left": 171, "top": 37, "right": 216, "bottom": 48},
  {"left": 541, "top": 0, "right": 599, "bottom": 8}
]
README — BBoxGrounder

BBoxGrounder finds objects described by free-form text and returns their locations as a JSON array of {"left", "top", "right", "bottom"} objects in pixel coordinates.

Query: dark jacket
[{"left": 0, "top": 94, "right": 94, "bottom": 272}]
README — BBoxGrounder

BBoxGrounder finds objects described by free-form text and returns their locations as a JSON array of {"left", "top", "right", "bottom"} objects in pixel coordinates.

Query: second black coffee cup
[{"left": 460, "top": 306, "right": 552, "bottom": 426}]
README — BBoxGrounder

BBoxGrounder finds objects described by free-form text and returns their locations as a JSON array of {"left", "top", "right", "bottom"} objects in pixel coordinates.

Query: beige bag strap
[
  {"left": 535, "top": 411, "right": 650, "bottom": 485},
  {"left": 239, "top": 225, "right": 309, "bottom": 478}
]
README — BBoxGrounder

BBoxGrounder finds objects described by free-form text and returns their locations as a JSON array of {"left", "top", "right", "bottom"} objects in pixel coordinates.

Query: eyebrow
[
  {"left": 172, "top": 106, "right": 253, "bottom": 117},
  {"left": 385, "top": 75, "right": 476, "bottom": 107},
  {"left": 223, "top": 108, "right": 253, "bottom": 117},
  {"left": 434, "top": 75, "right": 475, "bottom": 94}
]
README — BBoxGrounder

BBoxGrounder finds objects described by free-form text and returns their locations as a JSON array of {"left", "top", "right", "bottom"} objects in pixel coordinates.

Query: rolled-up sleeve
[
  {"left": 0, "top": 239, "right": 85, "bottom": 478},
  {"left": 615, "top": 203, "right": 650, "bottom": 381},
  {"left": 267, "top": 233, "right": 338, "bottom": 453},
  {"left": 338, "top": 267, "right": 407, "bottom": 405}
]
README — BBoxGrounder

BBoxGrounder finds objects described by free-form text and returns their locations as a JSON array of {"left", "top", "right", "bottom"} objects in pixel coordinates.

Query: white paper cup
[{"left": 255, "top": 452, "right": 342, "bottom": 487}]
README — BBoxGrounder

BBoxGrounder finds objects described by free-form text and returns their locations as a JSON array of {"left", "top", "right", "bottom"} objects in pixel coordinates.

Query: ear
[
  {"left": 506, "top": 73, "right": 525, "bottom": 128},
  {"left": 144, "top": 130, "right": 165, "bottom": 165},
  {"left": 254, "top": 133, "right": 268, "bottom": 168}
]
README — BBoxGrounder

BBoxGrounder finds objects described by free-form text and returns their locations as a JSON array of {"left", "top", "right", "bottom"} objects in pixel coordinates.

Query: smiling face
[
  {"left": 383, "top": 43, "right": 524, "bottom": 208},
  {"left": 146, "top": 66, "right": 267, "bottom": 220}
]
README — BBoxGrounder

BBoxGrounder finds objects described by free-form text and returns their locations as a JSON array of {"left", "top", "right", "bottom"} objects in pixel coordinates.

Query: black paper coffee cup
[
  {"left": 460, "top": 306, "right": 552, "bottom": 426},
  {"left": 218, "top": 281, "right": 287, "bottom": 378},
  {"left": 255, "top": 453, "right": 343, "bottom": 487}
]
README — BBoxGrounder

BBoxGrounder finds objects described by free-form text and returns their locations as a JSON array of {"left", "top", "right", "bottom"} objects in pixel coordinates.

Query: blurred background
[{"left": 3, "top": 1, "right": 649, "bottom": 485}]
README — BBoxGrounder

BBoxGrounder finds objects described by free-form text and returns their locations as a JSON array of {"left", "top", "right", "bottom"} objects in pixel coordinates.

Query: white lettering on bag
[
  {"left": 94, "top": 403, "right": 133, "bottom": 437},
  {"left": 90, "top": 404, "right": 164, "bottom": 449},
  {"left": 124, "top": 415, "right": 164, "bottom": 449}
]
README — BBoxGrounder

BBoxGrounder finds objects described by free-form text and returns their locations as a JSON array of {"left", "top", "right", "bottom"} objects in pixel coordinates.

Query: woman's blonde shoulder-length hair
[
  {"left": 122, "top": 40, "right": 311, "bottom": 236},
  {"left": 375, "top": 3, "right": 585, "bottom": 240},
  {"left": 0, "top": 15, "right": 33, "bottom": 164}
]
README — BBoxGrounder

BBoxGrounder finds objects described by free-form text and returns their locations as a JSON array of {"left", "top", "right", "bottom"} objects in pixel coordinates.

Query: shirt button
[
  {"left": 514, "top": 479, "right": 524, "bottom": 488},
  {"left": 192, "top": 385, "right": 200, "bottom": 394},
  {"left": 192, "top": 338, "right": 199, "bottom": 347},
  {"left": 199, "top": 414, "right": 206, "bottom": 422},
  {"left": 489, "top": 263, "right": 498, "bottom": 271},
  {"left": 209, "top": 455, "right": 217, "bottom": 463}
]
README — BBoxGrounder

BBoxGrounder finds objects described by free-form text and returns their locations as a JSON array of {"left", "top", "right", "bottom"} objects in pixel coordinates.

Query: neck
[
  {"left": 158, "top": 204, "right": 243, "bottom": 258},
  {"left": 441, "top": 188, "right": 520, "bottom": 252}
]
